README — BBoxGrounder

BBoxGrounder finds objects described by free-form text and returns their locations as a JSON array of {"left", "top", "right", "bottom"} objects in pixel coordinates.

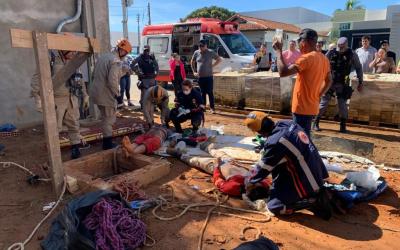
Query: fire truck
[{"left": 141, "top": 18, "right": 256, "bottom": 84}]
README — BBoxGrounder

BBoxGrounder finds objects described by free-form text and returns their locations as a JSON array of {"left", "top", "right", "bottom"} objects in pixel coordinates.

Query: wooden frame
[{"left": 10, "top": 29, "right": 99, "bottom": 195}]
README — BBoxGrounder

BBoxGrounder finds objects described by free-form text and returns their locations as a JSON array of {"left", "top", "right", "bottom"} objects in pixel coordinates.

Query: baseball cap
[
  {"left": 337, "top": 37, "right": 348, "bottom": 46},
  {"left": 144, "top": 45, "right": 150, "bottom": 51},
  {"left": 298, "top": 28, "right": 318, "bottom": 43}
]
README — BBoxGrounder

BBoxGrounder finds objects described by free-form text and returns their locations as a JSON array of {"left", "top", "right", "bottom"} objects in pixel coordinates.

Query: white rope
[
  {"left": 7, "top": 178, "right": 67, "bottom": 250},
  {"left": 0, "top": 162, "right": 51, "bottom": 182}
]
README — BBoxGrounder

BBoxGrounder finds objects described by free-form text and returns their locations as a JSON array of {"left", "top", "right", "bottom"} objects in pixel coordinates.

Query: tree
[
  {"left": 181, "top": 6, "right": 236, "bottom": 22},
  {"left": 345, "top": 0, "right": 365, "bottom": 10}
]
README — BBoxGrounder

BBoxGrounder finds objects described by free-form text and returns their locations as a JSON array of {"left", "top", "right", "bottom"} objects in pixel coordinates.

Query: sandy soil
[{"left": 0, "top": 111, "right": 399, "bottom": 250}]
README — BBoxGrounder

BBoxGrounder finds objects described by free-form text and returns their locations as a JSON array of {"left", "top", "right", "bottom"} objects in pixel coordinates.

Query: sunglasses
[{"left": 199, "top": 44, "right": 205, "bottom": 47}]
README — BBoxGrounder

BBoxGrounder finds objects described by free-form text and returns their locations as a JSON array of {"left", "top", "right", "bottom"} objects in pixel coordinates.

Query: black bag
[{"left": 41, "top": 191, "right": 127, "bottom": 250}]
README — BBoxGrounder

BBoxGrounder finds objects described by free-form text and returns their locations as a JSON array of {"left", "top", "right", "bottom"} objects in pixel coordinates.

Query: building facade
[
  {"left": 333, "top": 5, "right": 400, "bottom": 59},
  {"left": 227, "top": 14, "right": 301, "bottom": 56},
  {"left": 240, "top": 7, "right": 333, "bottom": 34}
]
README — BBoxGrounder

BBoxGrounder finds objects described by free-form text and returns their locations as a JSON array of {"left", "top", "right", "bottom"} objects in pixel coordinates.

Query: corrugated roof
[{"left": 227, "top": 14, "right": 301, "bottom": 33}]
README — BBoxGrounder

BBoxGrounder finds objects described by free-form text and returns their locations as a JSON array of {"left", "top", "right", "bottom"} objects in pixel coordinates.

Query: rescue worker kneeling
[
  {"left": 142, "top": 85, "right": 170, "bottom": 128},
  {"left": 170, "top": 80, "right": 204, "bottom": 133},
  {"left": 244, "top": 111, "right": 332, "bottom": 219}
]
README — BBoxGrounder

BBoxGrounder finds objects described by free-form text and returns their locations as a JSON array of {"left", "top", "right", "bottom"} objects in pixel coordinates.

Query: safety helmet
[
  {"left": 244, "top": 111, "right": 268, "bottom": 133},
  {"left": 150, "top": 85, "right": 168, "bottom": 102},
  {"left": 116, "top": 39, "right": 132, "bottom": 53}
]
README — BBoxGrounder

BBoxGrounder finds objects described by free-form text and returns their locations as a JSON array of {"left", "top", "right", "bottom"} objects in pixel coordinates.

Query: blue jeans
[
  {"left": 293, "top": 113, "right": 314, "bottom": 137},
  {"left": 118, "top": 75, "right": 131, "bottom": 104},
  {"left": 198, "top": 76, "right": 215, "bottom": 109}
]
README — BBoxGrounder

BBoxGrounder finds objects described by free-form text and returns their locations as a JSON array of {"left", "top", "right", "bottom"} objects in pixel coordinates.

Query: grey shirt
[
  {"left": 356, "top": 46, "right": 377, "bottom": 73},
  {"left": 192, "top": 49, "right": 219, "bottom": 77}
]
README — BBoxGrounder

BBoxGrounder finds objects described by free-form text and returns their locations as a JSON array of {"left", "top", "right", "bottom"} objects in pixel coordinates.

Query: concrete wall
[
  {"left": 240, "top": 7, "right": 331, "bottom": 25},
  {"left": 365, "top": 9, "right": 387, "bottom": 21},
  {"left": 389, "top": 13, "right": 400, "bottom": 63},
  {"left": 332, "top": 9, "right": 366, "bottom": 22},
  {"left": 295, "top": 21, "right": 332, "bottom": 32},
  {"left": 0, "top": 0, "right": 110, "bottom": 127},
  {"left": 352, "top": 20, "right": 389, "bottom": 30}
]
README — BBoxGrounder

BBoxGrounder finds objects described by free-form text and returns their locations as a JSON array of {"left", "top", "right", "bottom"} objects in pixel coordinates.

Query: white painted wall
[
  {"left": 389, "top": 13, "right": 400, "bottom": 64},
  {"left": 365, "top": 9, "right": 387, "bottom": 21},
  {"left": 295, "top": 21, "right": 333, "bottom": 32}
]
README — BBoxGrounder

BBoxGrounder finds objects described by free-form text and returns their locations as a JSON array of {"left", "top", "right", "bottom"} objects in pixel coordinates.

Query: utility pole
[
  {"left": 121, "top": 0, "right": 129, "bottom": 39},
  {"left": 147, "top": 1, "right": 151, "bottom": 25},
  {"left": 137, "top": 14, "right": 141, "bottom": 54}
]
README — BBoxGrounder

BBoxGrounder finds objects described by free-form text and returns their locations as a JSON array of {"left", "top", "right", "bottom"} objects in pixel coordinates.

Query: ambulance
[{"left": 141, "top": 18, "right": 256, "bottom": 84}]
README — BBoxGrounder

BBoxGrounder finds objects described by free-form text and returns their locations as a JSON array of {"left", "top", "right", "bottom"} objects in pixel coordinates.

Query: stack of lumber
[
  {"left": 213, "top": 72, "right": 247, "bottom": 108},
  {"left": 244, "top": 72, "right": 294, "bottom": 113},
  {"left": 349, "top": 73, "right": 400, "bottom": 126}
]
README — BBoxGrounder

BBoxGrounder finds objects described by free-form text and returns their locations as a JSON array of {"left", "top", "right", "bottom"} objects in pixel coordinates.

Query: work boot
[
  {"left": 71, "top": 145, "right": 81, "bottom": 159},
  {"left": 102, "top": 137, "right": 117, "bottom": 150},
  {"left": 340, "top": 119, "right": 347, "bottom": 133},
  {"left": 313, "top": 117, "right": 321, "bottom": 131}
]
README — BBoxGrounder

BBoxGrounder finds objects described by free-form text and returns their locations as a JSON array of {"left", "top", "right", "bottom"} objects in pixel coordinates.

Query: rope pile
[
  {"left": 113, "top": 180, "right": 147, "bottom": 202},
  {"left": 83, "top": 198, "right": 146, "bottom": 250}
]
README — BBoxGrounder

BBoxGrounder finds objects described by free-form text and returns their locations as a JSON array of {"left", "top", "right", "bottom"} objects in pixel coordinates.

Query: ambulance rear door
[{"left": 145, "top": 34, "right": 172, "bottom": 82}]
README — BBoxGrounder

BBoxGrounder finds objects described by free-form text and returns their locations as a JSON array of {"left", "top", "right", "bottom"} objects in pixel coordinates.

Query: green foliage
[
  {"left": 181, "top": 6, "right": 236, "bottom": 22},
  {"left": 345, "top": 0, "right": 365, "bottom": 10}
]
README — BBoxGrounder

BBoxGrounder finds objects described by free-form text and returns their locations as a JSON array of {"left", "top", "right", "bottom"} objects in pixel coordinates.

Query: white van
[{"left": 141, "top": 18, "right": 256, "bottom": 84}]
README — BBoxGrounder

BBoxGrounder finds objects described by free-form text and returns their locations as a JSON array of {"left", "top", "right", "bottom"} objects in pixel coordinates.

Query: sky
[{"left": 109, "top": 0, "right": 400, "bottom": 32}]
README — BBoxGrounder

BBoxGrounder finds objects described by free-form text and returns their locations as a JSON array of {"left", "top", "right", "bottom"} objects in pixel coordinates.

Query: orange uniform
[{"left": 292, "top": 51, "right": 330, "bottom": 115}]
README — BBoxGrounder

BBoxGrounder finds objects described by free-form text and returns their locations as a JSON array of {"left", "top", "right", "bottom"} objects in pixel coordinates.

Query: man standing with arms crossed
[
  {"left": 191, "top": 39, "right": 222, "bottom": 114},
  {"left": 90, "top": 39, "right": 132, "bottom": 150},
  {"left": 273, "top": 29, "right": 332, "bottom": 136}
]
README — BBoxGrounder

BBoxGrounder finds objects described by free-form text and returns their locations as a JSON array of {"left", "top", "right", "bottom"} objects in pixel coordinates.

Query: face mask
[{"left": 183, "top": 90, "right": 191, "bottom": 95}]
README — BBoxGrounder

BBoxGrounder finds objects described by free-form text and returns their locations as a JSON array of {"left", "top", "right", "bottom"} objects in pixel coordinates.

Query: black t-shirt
[{"left": 176, "top": 88, "right": 203, "bottom": 110}]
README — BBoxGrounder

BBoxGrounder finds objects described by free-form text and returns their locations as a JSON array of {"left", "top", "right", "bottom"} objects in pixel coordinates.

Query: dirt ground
[{"left": 0, "top": 110, "right": 399, "bottom": 250}]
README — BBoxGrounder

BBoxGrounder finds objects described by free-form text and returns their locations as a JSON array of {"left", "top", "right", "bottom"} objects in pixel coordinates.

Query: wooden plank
[
  {"left": 52, "top": 52, "right": 90, "bottom": 90},
  {"left": 32, "top": 31, "right": 64, "bottom": 196},
  {"left": 10, "top": 28, "right": 100, "bottom": 53}
]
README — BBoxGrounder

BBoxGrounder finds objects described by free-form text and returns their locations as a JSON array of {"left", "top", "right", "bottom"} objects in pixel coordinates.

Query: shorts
[{"left": 133, "top": 134, "right": 162, "bottom": 154}]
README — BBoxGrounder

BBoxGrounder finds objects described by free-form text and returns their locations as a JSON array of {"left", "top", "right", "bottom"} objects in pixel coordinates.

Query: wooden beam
[
  {"left": 32, "top": 31, "right": 64, "bottom": 196},
  {"left": 10, "top": 28, "right": 100, "bottom": 53},
  {"left": 52, "top": 52, "right": 89, "bottom": 90}
]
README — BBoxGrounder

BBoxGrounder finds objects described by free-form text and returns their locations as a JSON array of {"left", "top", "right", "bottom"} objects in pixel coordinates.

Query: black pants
[
  {"left": 172, "top": 79, "right": 183, "bottom": 96},
  {"left": 117, "top": 74, "right": 131, "bottom": 104},
  {"left": 170, "top": 108, "right": 203, "bottom": 133},
  {"left": 198, "top": 76, "right": 215, "bottom": 109}
]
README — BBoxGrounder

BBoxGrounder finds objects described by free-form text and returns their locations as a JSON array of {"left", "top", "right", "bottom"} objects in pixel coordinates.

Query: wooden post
[{"left": 32, "top": 31, "right": 64, "bottom": 195}]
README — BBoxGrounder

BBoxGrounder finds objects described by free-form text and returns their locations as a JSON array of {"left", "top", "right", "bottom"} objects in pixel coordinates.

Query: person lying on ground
[
  {"left": 244, "top": 111, "right": 332, "bottom": 219},
  {"left": 200, "top": 142, "right": 271, "bottom": 200},
  {"left": 121, "top": 126, "right": 170, "bottom": 156},
  {"left": 169, "top": 80, "right": 204, "bottom": 134},
  {"left": 142, "top": 85, "right": 170, "bottom": 128}
]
